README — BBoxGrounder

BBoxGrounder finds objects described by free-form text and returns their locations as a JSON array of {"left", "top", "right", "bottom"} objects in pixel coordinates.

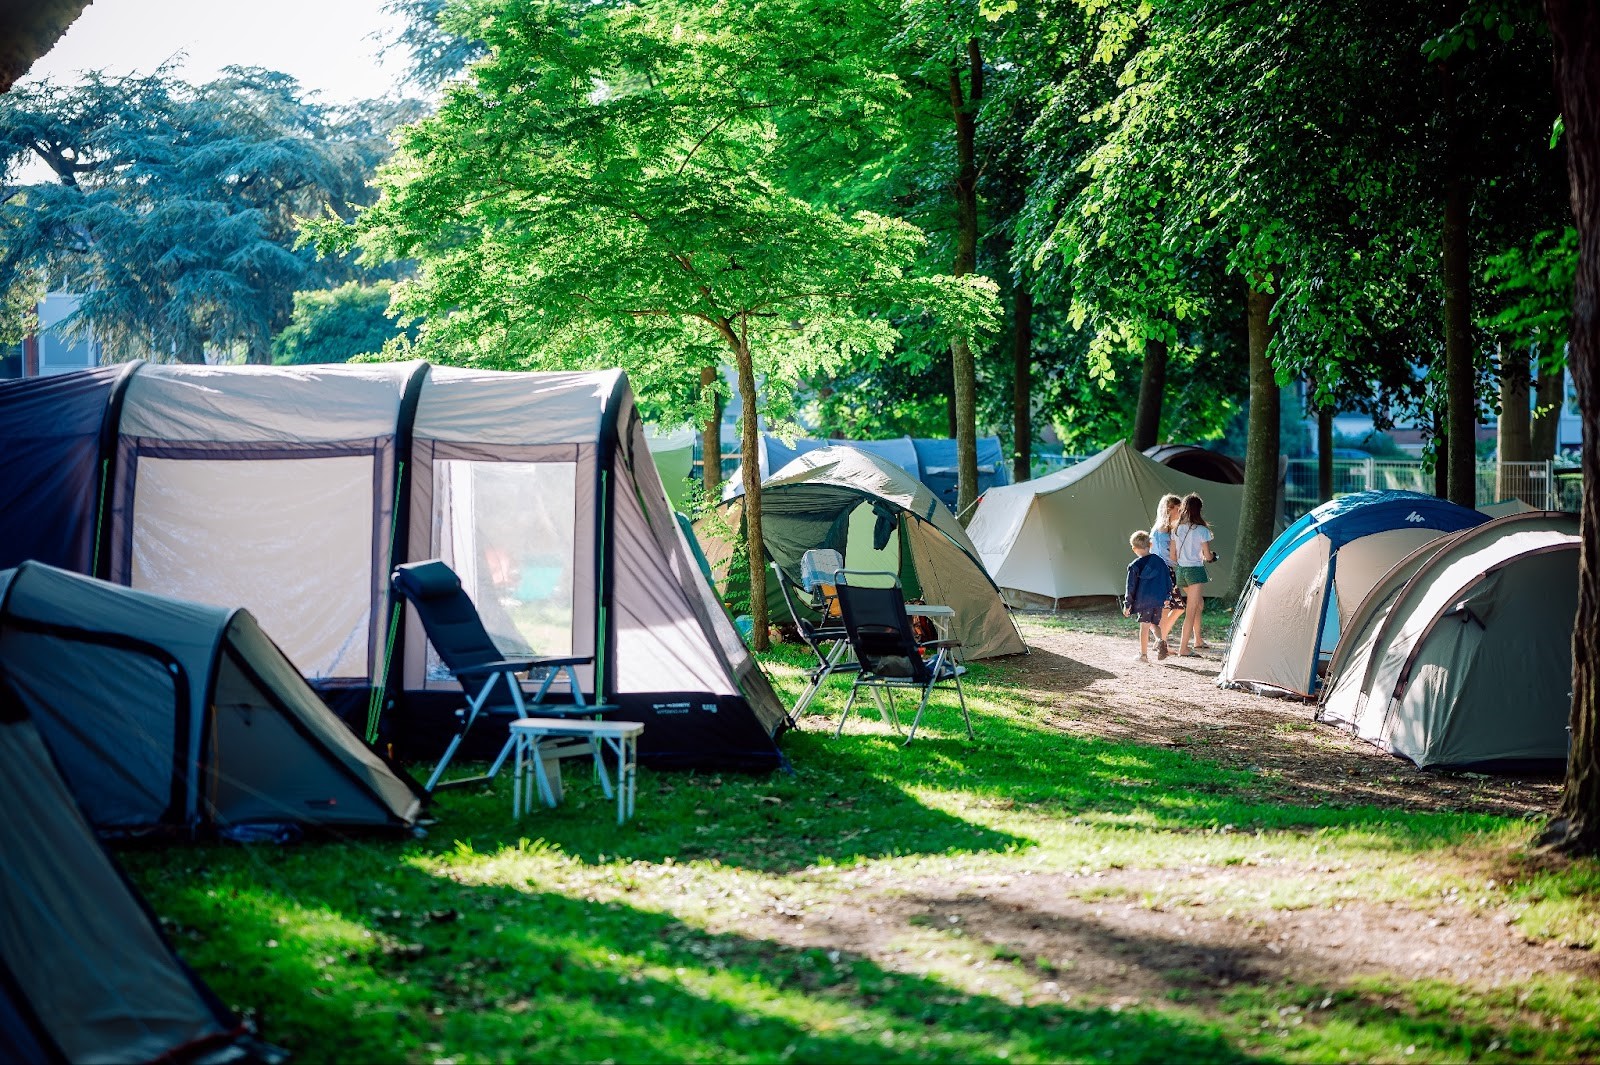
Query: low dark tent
[
  {"left": 0, "top": 562, "right": 423, "bottom": 837},
  {"left": 1142, "top": 444, "right": 1245, "bottom": 484},
  {"left": 0, "top": 363, "right": 137, "bottom": 573},
  {"left": 0, "top": 677, "right": 274, "bottom": 1064}
]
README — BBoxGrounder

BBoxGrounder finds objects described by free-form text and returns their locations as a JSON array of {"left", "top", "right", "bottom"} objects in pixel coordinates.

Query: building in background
[{"left": 0, "top": 292, "right": 100, "bottom": 380}]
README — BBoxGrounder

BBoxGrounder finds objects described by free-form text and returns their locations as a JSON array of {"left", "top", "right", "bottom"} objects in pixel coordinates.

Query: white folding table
[{"left": 510, "top": 718, "right": 644, "bottom": 825}]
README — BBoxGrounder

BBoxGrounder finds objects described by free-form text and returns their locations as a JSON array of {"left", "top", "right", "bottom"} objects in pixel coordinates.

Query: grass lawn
[{"left": 125, "top": 615, "right": 1600, "bottom": 1063}]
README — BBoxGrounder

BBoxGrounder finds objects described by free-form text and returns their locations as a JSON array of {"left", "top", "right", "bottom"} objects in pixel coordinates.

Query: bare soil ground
[{"left": 736, "top": 616, "right": 1592, "bottom": 1016}]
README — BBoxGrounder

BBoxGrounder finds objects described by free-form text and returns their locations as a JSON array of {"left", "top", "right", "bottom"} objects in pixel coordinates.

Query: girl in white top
[
  {"left": 1172, "top": 493, "right": 1218, "bottom": 656},
  {"left": 1148, "top": 494, "right": 1185, "bottom": 652}
]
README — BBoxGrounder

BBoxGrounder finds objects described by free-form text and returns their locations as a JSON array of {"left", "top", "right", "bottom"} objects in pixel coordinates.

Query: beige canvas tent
[
  {"left": 1316, "top": 512, "right": 1580, "bottom": 767},
  {"left": 967, "top": 440, "right": 1244, "bottom": 604},
  {"left": 709, "top": 446, "right": 1026, "bottom": 661}
]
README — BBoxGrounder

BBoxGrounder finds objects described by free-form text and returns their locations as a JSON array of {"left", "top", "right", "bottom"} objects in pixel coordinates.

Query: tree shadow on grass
[{"left": 140, "top": 857, "right": 1264, "bottom": 1065}]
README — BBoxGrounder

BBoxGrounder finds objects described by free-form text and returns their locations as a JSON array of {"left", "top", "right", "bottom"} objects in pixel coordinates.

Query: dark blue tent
[{"left": 0, "top": 364, "right": 137, "bottom": 575}]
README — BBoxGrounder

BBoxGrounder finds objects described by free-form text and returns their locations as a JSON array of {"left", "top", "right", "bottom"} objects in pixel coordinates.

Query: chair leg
[
  {"left": 485, "top": 673, "right": 527, "bottom": 779},
  {"left": 881, "top": 685, "right": 903, "bottom": 733},
  {"left": 425, "top": 672, "right": 503, "bottom": 791},
  {"left": 793, "top": 672, "right": 826, "bottom": 719},
  {"left": 953, "top": 665, "right": 974, "bottom": 740},
  {"left": 835, "top": 684, "right": 861, "bottom": 738},
  {"left": 905, "top": 683, "right": 935, "bottom": 745}
]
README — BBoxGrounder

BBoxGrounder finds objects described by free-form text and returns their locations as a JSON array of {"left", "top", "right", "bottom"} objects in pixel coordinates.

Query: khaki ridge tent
[
  {"left": 0, "top": 362, "right": 788, "bottom": 770},
  {"left": 1142, "top": 444, "right": 1245, "bottom": 485},
  {"left": 0, "top": 675, "right": 280, "bottom": 1064},
  {"left": 1219, "top": 491, "right": 1486, "bottom": 698},
  {"left": 966, "top": 440, "right": 1245, "bottom": 606},
  {"left": 709, "top": 446, "right": 1027, "bottom": 661},
  {"left": 1478, "top": 497, "right": 1544, "bottom": 518},
  {"left": 0, "top": 561, "right": 423, "bottom": 838},
  {"left": 1316, "top": 512, "right": 1581, "bottom": 768},
  {"left": 646, "top": 424, "right": 695, "bottom": 511}
]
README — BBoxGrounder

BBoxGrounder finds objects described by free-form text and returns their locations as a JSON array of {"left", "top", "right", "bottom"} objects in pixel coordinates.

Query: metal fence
[{"left": 1282, "top": 458, "right": 1578, "bottom": 522}]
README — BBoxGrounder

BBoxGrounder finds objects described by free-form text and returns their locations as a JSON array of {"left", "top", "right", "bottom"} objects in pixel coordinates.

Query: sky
[{"left": 21, "top": 0, "right": 413, "bottom": 105}]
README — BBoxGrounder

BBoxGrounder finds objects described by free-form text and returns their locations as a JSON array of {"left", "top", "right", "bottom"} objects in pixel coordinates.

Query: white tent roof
[{"left": 968, "top": 440, "right": 1244, "bottom": 601}]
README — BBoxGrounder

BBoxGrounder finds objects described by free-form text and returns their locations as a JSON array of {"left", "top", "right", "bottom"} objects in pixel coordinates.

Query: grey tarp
[
  {"left": 1316, "top": 512, "right": 1580, "bottom": 767},
  {"left": 0, "top": 561, "right": 423, "bottom": 835},
  {"left": 968, "top": 440, "right": 1244, "bottom": 603},
  {"left": 0, "top": 681, "right": 251, "bottom": 1064},
  {"left": 725, "top": 433, "right": 1011, "bottom": 511},
  {"left": 708, "top": 446, "right": 1027, "bottom": 661}
]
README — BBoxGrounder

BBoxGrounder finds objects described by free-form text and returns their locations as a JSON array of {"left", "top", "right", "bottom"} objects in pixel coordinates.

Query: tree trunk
[
  {"left": 733, "top": 334, "right": 769, "bottom": 651},
  {"left": 1012, "top": 273, "right": 1033, "bottom": 483},
  {"left": 1541, "top": 0, "right": 1600, "bottom": 854},
  {"left": 1232, "top": 282, "right": 1280, "bottom": 595},
  {"left": 1498, "top": 339, "right": 1533, "bottom": 501},
  {"left": 1317, "top": 405, "right": 1334, "bottom": 504},
  {"left": 1441, "top": 59, "right": 1478, "bottom": 508},
  {"left": 948, "top": 37, "right": 983, "bottom": 521},
  {"left": 1132, "top": 336, "right": 1168, "bottom": 452},
  {"left": 1433, "top": 413, "right": 1450, "bottom": 499},
  {"left": 1533, "top": 361, "right": 1565, "bottom": 459},
  {"left": 699, "top": 364, "right": 722, "bottom": 500}
]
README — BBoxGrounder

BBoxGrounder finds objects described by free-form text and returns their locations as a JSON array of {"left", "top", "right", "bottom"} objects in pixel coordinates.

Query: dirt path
[{"left": 733, "top": 618, "right": 1589, "bottom": 1017}]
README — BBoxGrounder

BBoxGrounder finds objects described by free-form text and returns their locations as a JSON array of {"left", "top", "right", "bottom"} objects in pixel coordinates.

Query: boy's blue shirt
[{"left": 1125, "top": 553, "right": 1173, "bottom": 614}]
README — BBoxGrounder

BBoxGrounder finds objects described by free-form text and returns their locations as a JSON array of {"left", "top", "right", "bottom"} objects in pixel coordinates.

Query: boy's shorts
[{"left": 1136, "top": 606, "right": 1162, "bottom": 624}]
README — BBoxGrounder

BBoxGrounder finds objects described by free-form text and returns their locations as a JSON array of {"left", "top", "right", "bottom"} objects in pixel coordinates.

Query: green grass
[{"left": 123, "top": 617, "right": 1600, "bottom": 1063}]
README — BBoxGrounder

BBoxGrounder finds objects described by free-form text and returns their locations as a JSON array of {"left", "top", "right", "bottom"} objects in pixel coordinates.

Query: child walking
[{"left": 1123, "top": 530, "right": 1175, "bottom": 662}]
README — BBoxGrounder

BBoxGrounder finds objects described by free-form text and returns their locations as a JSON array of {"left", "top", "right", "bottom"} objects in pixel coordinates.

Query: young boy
[{"left": 1124, "top": 530, "right": 1175, "bottom": 662}]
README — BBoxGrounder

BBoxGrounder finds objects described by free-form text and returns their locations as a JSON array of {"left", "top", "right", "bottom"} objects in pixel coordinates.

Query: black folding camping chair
[
  {"left": 392, "top": 560, "right": 606, "bottom": 792},
  {"left": 770, "top": 560, "right": 859, "bottom": 718},
  {"left": 832, "top": 570, "right": 973, "bottom": 745}
]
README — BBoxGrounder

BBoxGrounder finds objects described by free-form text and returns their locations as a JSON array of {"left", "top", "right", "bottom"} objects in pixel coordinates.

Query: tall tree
[
  {"left": 319, "top": 0, "right": 996, "bottom": 651},
  {"left": 1541, "top": 0, "right": 1600, "bottom": 853},
  {"left": 0, "top": 69, "right": 414, "bottom": 363}
]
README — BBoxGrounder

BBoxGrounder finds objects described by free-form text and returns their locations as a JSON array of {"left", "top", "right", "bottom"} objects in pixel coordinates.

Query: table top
[
  {"left": 511, "top": 718, "right": 644, "bottom": 737},
  {"left": 906, "top": 603, "right": 954, "bottom": 618}
]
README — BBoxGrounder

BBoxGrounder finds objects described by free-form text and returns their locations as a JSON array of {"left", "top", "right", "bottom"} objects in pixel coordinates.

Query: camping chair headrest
[{"left": 393, "top": 559, "right": 463, "bottom": 601}]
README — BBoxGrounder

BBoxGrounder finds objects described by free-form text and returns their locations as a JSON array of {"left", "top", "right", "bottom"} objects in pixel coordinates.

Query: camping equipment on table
[
  {"left": 832, "top": 570, "right": 972, "bottom": 745},
  {"left": 1317, "top": 511, "right": 1579, "bottom": 768},
  {"left": 1220, "top": 490, "right": 1486, "bottom": 697}
]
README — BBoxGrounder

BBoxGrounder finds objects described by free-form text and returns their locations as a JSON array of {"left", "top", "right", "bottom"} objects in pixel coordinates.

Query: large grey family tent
[
  {"left": 1142, "top": 444, "right": 1245, "bottom": 484},
  {"left": 0, "top": 362, "right": 788, "bottom": 770},
  {"left": 0, "top": 363, "right": 137, "bottom": 573},
  {"left": 1220, "top": 491, "right": 1486, "bottom": 698},
  {"left": 725, "top": 433, "right": 1012, "bottom": 511},
  {"left": 0, "top": 561, "right": 423, "bottom": 836},
  {"left": 966, "top": 440, "right": 1245, "bottom": 605},
  {"left": 1316, "top": 511, "right": 1580, "bottom": 767},
  {"left": 0, "top": 677, "right": 273, "bottom": 1064},
  {"left": 709, "top": 446, "right": 1027, "bottom": 661}
]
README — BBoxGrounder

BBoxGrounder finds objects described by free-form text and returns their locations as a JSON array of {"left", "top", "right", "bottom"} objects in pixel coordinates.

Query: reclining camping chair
[
  {"left": 771, "top": 559, "right": 858, "bottom": 718},
  {"left": 832, "top": 570, "right": 973, "bottom": 745},
  {"left": 393, "top": 560, "right": 602, "bottom": 792}
]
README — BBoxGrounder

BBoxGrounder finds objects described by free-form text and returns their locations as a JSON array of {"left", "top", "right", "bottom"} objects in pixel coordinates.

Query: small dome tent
[
  {"left": 967, "top": 440, "right": 1244, "bottom": 604},
  {"left": 1142, "top": 444, "right": 1245, "bottom": 484},
  {"left": 0, "top": 678, "right": 276, "bottom": 1064},
  {"left": 723, "top": 433, "right": 1012, "bottom": 512},
  {"left": 1220, "top": 491, "right": 1486, "bottom": 697},
  {"left": 0, "top": 363, "right": 790, "bottom": 771},
  {"left": 711, "top": 446, "right": 1026, "bottom": 661},
  {"left": 0, "top": 562, "right": 423, "bottom": 837},
  {"left": 1316, "top": 512, "right": 1580, "bottom": 767}
]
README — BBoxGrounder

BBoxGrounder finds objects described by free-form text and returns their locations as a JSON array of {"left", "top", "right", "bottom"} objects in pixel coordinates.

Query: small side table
[{"left": 510, "top": 717, "right": 645, "bottom": 825}]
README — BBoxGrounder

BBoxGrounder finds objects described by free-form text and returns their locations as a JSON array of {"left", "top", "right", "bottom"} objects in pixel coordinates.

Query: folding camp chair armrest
[{"left": 917, "top": 638, "right": 964, "bottom": 653}]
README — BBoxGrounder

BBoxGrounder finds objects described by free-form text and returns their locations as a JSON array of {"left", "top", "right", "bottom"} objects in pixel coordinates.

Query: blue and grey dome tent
[{"left": 1220, "top": 491, "right": 1487, "bottom": 697}]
